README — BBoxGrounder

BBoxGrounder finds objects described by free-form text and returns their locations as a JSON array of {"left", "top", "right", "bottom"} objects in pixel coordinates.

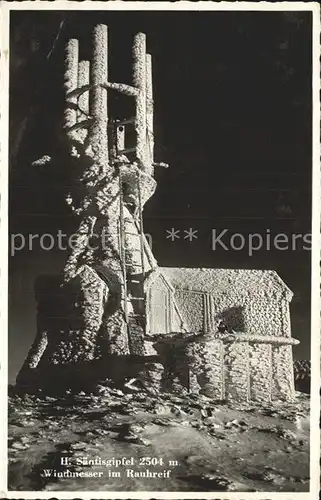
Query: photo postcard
[{"left": 1, "top": 1, "right": 320, "bottom": 498}]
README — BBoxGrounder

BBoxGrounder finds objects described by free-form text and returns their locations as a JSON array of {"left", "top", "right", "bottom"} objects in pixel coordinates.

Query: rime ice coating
[
  {"left": 133, "top": 33, "right": 147, "bottom": 171},
  {"left": 17, "top": 25, "right": 298, "bottom": 403},
  {"left": 89, "top": 24, "right": 108, "bottom": 168},
  {"left": 64, "top": 39, "right": 79, "bottom": 136}
]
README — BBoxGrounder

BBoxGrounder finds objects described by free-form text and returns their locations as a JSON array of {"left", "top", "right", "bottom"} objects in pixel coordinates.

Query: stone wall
[
  {"left": 185, "top": 339, "right": 225, "bottom": 399},
  {"left": 272, "top": 344, "right": 295, "bottom": 401},
  {"left": 141, "top": 334, "right": 298, "bottom": 402},
  {"left": 143, "top": 268, "right": 298, "bottom": 402},
  {"left": 158, "top": 268, "right": 293, "bottom": 338},
  {"left": 224, "top": 341, "right": 250, "bottom": 402},
  {"left": 250, "top": 343, "right": 272, "bottom": 402}
]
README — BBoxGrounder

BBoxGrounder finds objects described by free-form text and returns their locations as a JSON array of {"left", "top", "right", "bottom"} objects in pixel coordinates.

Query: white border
[{"left": 1, "top": 2, "right": 320, "bottom": 499}]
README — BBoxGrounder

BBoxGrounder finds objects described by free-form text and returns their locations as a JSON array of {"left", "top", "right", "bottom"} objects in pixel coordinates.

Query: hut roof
[{"left": 146, "top": 267, "right": 293, "bottom": 300}]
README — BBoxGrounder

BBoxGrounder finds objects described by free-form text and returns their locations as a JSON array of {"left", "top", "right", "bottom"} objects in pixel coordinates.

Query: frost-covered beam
[
  {"left": 205, "top": 334, "right": 299, "bottom": 346},
  {"left": 89, "top": 24, "right": 108, "bottom": 165},
  {"left": 77, "top": 60, "right": 90, "bottom": 142},
  {"left": 101, "top": 81, "right": 138, "bottom": 97},
  {"left": 78, "top": 61, "right": 90, "bottom": 115},
  {"left": 133, "top": 33, "right": 147, "bottom": 170},
  {"left": 146, "top": 53, "right": 154, "bottom": 170},
  {"left": 155, "top": 334, "right": 299, "bottom": 346},
  {"left": 68, "top": 82, "right": 138, "bottom": 101},
  {"left": 64, "top": 39, "right": 79, "bottom": 137}
]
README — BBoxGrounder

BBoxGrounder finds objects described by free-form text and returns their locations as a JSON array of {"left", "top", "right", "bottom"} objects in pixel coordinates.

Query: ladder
[
  {"left": 113, "top": 116, "right": 161, "bottom": 352},
  {"left": 118, "top": 164, "right": 146, "bottom": 351}
]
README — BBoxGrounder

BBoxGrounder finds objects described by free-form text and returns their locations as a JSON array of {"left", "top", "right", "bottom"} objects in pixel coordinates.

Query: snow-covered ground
[{"left": 8, "top": 386, "right": 310, "bottom": 492}]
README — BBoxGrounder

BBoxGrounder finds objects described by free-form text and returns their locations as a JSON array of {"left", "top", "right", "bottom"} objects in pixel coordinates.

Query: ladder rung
[
  {"left": 129, "top": 279, "right": 141, "bottom": 283},
  {"left": 114, "top": 117, "right": 135, "bottom": 126},
  {"left": 127, "top": 297, "right": 145, "bottom": 301},
  {"left": 118, "top": 147, "right": 136, "bottom": 154},
  {"left": 153, "top": 161, "right": 169, "bottom": 169},
  {"left": 128, "top": 313, "right": 145, "bottom": 318}
]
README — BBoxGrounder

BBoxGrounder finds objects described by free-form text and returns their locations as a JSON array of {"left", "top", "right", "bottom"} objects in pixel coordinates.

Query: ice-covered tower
[
  {"left": 17, "top": 25, "right": 166, "bottom": 389},
  {"left": 17, "top": 25, "right": 298, "bottom": 403},
  {"left": 62, "top": 25, "right": 162, "bottom": 355}
]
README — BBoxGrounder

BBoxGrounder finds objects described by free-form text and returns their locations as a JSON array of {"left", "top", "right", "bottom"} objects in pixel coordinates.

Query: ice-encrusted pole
[
  {"left": 133, "top": 33, "right": 147, "bottom": 171},
  {"left": 77, "top": 60, "right": 90, "bottom": 143},
  {"left": 64, "top": 39, "right": 79, "bottom": 139},
  {"left": 88, "top": 24, "right": 108, "bottom": 169},
  {"left": 146, "top": 53, "right": 154, "bottom": 174}
]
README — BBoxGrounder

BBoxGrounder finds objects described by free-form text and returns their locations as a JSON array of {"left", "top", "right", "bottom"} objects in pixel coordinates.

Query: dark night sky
[{"left": 9, "top": 10, "right": 312, "bottom": 383}]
